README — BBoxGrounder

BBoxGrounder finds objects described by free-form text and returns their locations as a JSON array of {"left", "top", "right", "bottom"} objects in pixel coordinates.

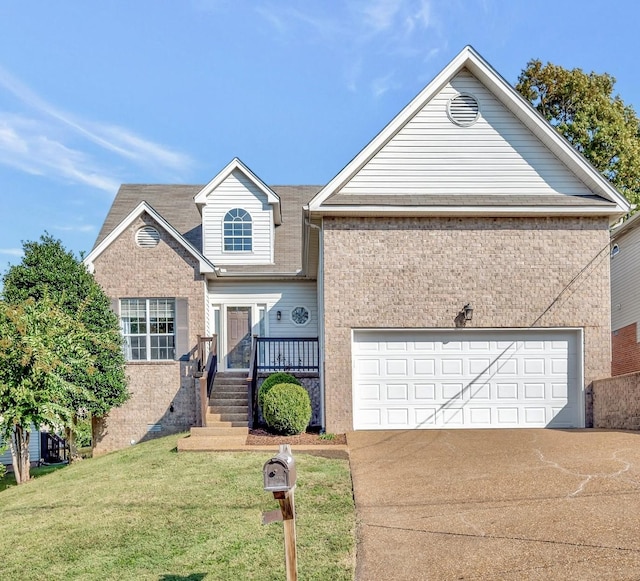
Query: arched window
[{"left": 223, "top": 208, "right": 252, "bottom": 251}]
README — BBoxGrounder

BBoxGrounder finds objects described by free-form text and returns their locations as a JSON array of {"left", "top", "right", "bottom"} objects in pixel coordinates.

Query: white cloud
[
  {"left": 361, "top": 0, "right": 403, "bottom": 32},
  {"left": 0, "top": 248, "right": 24, "bottom": 257},
  {"left": 0, "top": 114, "right": 120, "bottom": 192},
  {"left": 0, "top": 65, "right": 193, "bottom": 191},
  {"left": 53, "top": 224, "right": 95, "bottom": 233},
  {"left": 257, "top": 0, "right": 443, "bottom": 97}
]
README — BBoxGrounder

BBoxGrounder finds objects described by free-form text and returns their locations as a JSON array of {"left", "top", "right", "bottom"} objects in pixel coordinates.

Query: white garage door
[{"left": 352, "top": 329, "right": 583, "bottom": 430}]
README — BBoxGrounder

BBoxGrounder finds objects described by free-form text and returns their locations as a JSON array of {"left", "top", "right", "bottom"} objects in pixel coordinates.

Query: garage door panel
[
  {"left": 360, "top": 384, "right": 381, "bottom": 401},
  {"left": 415, "top": 383, "right": 436, "bottom": 400},
  {"left": 441, "top": 359, "right": 463, "bottom": 375},
  {"left": 352, "top": 329, "right": 583, "bottom": 430},
  {"left": 387, "top": 384, "right": 408, "bottom": 400},
  {"left": 415, "top": 408, "right": 438, "bottom": 426},
  {"left": 469, "top": 382, "right": 490, "bottom": 399},
  {"left": 414, "top": 359, "right": 436, "bottom": 375},
  {"left": 469, "top": 408, "right": 492, "bottom": 425}
]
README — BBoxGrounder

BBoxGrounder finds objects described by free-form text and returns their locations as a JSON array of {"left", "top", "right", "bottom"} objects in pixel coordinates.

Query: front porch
[{"left": 178, "top": 335, "right": 320, "bottom": 452}]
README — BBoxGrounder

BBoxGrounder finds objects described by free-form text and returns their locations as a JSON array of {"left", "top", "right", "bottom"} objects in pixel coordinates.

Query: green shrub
[
  {"left": 263, "top": 383, "right": 312, "bottom": 436},
  {"left": 0, "top": 463, "right": 5, "bottom": 480},
  {"left": 258, "top": 372, "right": 301, "bottom": 409}
]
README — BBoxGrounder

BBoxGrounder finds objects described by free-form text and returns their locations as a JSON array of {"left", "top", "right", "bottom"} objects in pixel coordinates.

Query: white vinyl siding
[
  {"left": 0, "top": 426, "right": 41, "bottom": 465},
  {"left": 202, "top": 169, "right": 274, "bottom": 265},
  {"left": 338, "top": 69, "right": 595, "bottom": 198},
  {"left": 208, "top": 281, "right": 318, "bottom": 337},
  {"left": 611, "top": 223, "right": 640, "bottom": 338}
]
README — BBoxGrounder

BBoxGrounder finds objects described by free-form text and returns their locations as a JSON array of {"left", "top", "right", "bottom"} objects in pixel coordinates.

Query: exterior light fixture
[
  {"left": 463, "top": 303, "right": 474, "bottom": 321},
  {"left": 277, "top": 310, "right": 282, "bottom": 321}
]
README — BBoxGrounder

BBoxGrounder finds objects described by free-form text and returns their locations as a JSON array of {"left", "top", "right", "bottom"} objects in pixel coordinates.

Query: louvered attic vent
[
  {"left": 447, "top": 93, "right": 480, "bottom": 126},
  {"left": 135, "top": 226, "right": 160, "bottom": 248}
]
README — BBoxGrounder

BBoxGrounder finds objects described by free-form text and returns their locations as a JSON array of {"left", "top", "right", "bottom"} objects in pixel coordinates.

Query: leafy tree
[
  {"left": 0, "top": 297, "right": 96, "bottom": 483},
  {"left": 516, "top": 60, "right": 640, "bottom": 207},
  {"left": 2, "top": 234, "right": 129, "bottom": 458}
]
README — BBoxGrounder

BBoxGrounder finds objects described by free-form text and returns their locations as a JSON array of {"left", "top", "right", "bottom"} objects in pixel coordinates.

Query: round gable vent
[
  {"left": 135, "top": 226, "right": 160, "bottom": 248},
  {"left": 447, "top": 93, "right": 480, "bottom": 126}
]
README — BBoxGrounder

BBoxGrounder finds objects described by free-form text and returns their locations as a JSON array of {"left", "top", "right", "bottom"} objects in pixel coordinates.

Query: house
[
  {"left": 610, "top": 212, "right": 640, "bottom": 375},
  {"left": 1, "top": 426, "right": 42, "bottom": 466},
  {"left": 85, "top": 46, "right": 629, "bottom": 453}
]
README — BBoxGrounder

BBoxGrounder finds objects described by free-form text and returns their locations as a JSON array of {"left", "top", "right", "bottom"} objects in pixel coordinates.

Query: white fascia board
[
  {"left": 463, "top": 52, "right": 630, "bottom": 213},
  {"left": 308, "top": 45, "right": 630, "bottom": 215},
  {"left": 83, "top": 201, "right": 216, "bottom": 274},
  {"left": 193, "top": 157, "right": 282, "bottom": 224},
  {"left": 310, "top": 204, "right": 624, "bottom": 222},
  {"left": 611, "top": 210, "right": 640, "bottom": 241}
]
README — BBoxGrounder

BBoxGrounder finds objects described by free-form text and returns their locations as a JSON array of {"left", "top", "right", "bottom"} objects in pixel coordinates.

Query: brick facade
[
  {"left": 592, "top": 371, "right": 640, "bottom": 430},
  {"left": 322, "top": 216, "right": 612, "bottom": 434},
  {"left": 612, "top": 323, "right": 640, "bottom": 376},
  {"left": 91, "top": 213, "right": 205, "bottom": 454}
]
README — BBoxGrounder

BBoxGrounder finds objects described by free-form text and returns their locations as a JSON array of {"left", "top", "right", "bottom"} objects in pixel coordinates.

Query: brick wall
[
  {"left": 322, "top": 216, "right": 612, "bottom": 433},
  {"left": 612, "top": 323, "right": 640, "bottom": 376},
  {"left": 91, "top": 214, "right": 205, "bottom": 453},
  {"left": 592, "top": 371, "right": 640, "bottom": 430}
]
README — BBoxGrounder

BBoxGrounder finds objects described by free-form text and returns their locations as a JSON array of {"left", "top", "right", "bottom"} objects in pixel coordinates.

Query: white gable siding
[
  {"left": 0, "top": 426, "right": 41, "bottom": 465},
  {"left": 338, "top": 69, "right": 595, "bottom": 198},
  {"left": 202, "top": 169, "right": 274, "bottom": 265},
  {"left": 611, "top": 224, "right": 640, "bottom": 338},
  {"left": 208, "top": 280, "right": 318, "bottom": 338}
]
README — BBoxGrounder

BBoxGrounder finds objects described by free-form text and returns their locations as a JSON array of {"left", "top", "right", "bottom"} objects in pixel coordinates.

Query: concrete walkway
[{"left": 347, "top": 429, "right": 640, "bottom": 580}]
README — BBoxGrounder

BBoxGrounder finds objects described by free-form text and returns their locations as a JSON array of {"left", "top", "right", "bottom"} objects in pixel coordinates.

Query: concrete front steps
[{"left": 178, "top": 372, "right": 250, "bottom": 452}]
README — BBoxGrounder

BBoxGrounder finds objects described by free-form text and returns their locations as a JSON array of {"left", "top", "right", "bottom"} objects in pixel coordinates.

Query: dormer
[{"left": 194, "top": 158, "right": 282, "bottom": 265}]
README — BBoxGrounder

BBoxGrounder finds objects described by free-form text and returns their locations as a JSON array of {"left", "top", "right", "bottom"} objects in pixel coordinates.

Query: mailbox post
[{"left": 263, "top": 444, "right": 298, "bottom": 581}]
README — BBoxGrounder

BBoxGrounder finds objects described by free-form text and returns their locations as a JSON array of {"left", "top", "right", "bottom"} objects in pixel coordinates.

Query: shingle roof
[
  {"left": 94, "top": 184, "right": 321, "bottom": 274},
  {"left": 322, "top": 193, "right": 618, "bottom": 207}
]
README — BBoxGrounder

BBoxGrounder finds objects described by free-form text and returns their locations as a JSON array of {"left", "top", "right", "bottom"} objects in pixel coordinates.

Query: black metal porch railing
[
  {"left": 40, "top": 432, "right": 69, "bottom": 464},
  {"left": 247, "top": 337, "right": 320, "bottom": 428},
  {"left": 256, "top": 337, "right": 319, "bottom": 372}
]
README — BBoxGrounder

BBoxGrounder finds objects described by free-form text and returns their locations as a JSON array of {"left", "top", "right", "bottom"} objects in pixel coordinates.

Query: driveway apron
[{"left": 347, "top": 429, "right": 640, "bottom": 580}]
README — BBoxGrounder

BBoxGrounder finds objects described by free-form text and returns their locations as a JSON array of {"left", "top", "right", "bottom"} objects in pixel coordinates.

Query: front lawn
[{"left": 0, "top": 434, "right": 355, "bottom": 580}]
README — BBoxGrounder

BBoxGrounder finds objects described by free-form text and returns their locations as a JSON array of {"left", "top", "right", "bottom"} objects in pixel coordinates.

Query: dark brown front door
[{"left": 227, "top": 307, "right": 252, "bottom": 369}]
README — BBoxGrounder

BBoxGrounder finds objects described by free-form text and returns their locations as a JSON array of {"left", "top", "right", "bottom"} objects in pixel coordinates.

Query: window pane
[
  {"left": 151, "top": 335, "right": 175, "bottom": 360},
  {"left": 125, "top": 336, "right": 147, "bottom": 360}
]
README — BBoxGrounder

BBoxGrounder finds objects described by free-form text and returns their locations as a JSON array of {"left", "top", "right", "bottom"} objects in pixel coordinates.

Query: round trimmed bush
[
  {"left": 262, "top": 383, "right": 312, "bottom": 435},
  {"left": 258, "top": 372, "right": 301, "bottom": 409}
]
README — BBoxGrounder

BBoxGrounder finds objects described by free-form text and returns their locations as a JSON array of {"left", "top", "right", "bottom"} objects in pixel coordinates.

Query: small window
[
  {"left": 223, "top": 208, "right": 252, "bottom": 252},
  {"left": 291, "top": 306, "right": 310, "bottom": 326},
  {"left": 447, "top": 93, "right": 480, "bottom": 127},
  {"left": 135, "top": 226, "right": 160, "bottom": 248},
  {"left": 611, "top": 243, "right": 620, "bottom": 258}
]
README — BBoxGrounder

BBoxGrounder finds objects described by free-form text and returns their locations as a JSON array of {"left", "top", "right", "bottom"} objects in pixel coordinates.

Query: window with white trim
[
  {"left": 121, "top": 298, "right": 176, "bottom": 361},
  {"left": 223, "top": 208, "right": 252, "bottom": 251}
]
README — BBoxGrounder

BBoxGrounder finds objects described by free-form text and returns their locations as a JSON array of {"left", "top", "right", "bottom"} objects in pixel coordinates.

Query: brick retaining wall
[{"left": 592, "top": 372, "right": 640, "bottom": 430}]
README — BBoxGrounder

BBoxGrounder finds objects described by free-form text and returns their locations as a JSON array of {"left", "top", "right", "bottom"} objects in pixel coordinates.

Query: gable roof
[
  {"left": 90, "top": 183, "right": 321, "bottom": 276},
  {"left": 84, "top": 200, "right": 216, "bottom": 274},
  {"left": 308, "top": 45, "right": 630, "bottom": 221},
  {"left": 194, "top": 158, "right": 283, "bottom": 225}
]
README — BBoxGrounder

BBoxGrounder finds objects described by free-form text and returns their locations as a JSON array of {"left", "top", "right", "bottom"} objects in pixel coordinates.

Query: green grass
[
  {"left": 0, "top": 434, "right": 355, "bottom": 580},
  {"left": 0, "top": 463, "right": 68, "bottom": 492}
]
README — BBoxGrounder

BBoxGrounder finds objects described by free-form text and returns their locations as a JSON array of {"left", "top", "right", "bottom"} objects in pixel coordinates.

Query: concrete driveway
[{"left": 347, "top": 429, "right": 640, "bottom": 580}]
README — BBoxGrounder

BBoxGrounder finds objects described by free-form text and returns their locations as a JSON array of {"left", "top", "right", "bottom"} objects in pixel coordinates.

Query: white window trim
[
  {"left": 121, "top": 298, "right": 176, "bottom": 361},
  {"left": 222, "top": 208, "right": 253, "bottom": 253}
]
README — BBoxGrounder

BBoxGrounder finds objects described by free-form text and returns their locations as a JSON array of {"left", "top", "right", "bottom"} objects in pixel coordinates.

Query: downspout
[{"left": 304, "top": 216, "right": 325, "bottom": 431}]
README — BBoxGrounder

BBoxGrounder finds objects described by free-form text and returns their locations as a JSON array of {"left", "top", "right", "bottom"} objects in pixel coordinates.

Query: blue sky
[{"left": 0, "top": 0, "right": 638, "bottom": 269}]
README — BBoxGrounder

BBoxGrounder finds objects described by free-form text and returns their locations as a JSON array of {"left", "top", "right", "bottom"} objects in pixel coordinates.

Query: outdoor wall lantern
[
  {"left": 277, "top": 310, "right": 282, "bottom": 321},
  {"left": 463, "top": 303, "right": 474, "bottom": 321}
]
